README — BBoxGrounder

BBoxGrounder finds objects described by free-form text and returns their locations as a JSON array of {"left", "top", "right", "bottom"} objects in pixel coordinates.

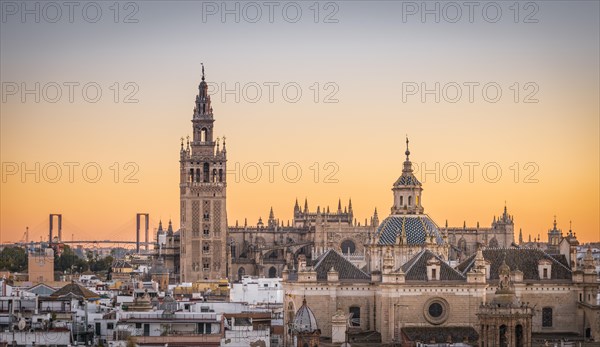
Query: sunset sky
[{"left": 1, "top": 1, "right": 599, "bottom": 244}]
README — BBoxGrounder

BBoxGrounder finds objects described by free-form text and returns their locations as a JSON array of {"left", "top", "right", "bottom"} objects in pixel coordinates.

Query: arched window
[
  {"left": 219, "top": 169, "right": 223, "bottom": 182},
  {"left": 408, "top": 196, "right": 412, "bottom": 206},
  {"left": 515, "top": 324, "right": 524, "bottom": 347},
  {"left": 349, "top": 306, "right": 360, "bottom": 327},
  {"left": 189, "top": 169, "right": 194, "bottom": 182},
  {"left": 268, "top": 266, "right": 277, "bottom": 278},
  {"left": 499, "top": 325, "right": 508, "bottom": 347},
  {"left": 237, "top": 267, "right": 245, "bottom": 281},
  {"left": 200, "top": 128, "right": 208, "bottom": 142},
  {"left": 341, "top": 240, "right": 356, "bottom": 254},
  {"left": 212, "top": 168, "right": 217, "bottom": 182},
  {"left": 458, "top": 238, "right": 467, "bottom": 252},
  {"left": 400, "top": 196, "right": 403, "bottom": 206},
  {"left": 203, "top": 163, "right": 210, "bottom": 183},
  {"left": 542, "top": 307, "right": 553, "bottom": 327},
  {"left": 195, "top": 168, "right": 201, "bottom": 183},
  {"left": 416, "top": 195, "right": 419, "bottom": 206}
]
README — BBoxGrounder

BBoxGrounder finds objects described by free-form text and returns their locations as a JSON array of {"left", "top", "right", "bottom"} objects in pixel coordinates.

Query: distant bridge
[{"left": 6, "top": 213, "right": 157, "bottom": 253}]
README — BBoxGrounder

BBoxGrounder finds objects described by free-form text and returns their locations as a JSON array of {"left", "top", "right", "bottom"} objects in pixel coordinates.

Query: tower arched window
[
  {"left": 189, "top": 169, "right": 194, "bottom": 183},
  {"left": 219, "top": 169, "right": 223, "bottom": 182},
  {"left": 200, "top": 128, "right": 208, "bottom": 142},
  {"left": 203, "top": 163, "right": 210, "bottom": 183},
  {"left": 400, "top": 196, "right": 403, "bottom": 206},
  {"left": 408, "top": 196, "right": 412, "bottom": 206},
  {"left": 195, "top": 168, "right": 201, "bottom": 183},
  {"left": 212, "top": 168, "right": 217, "bottom": 182}
]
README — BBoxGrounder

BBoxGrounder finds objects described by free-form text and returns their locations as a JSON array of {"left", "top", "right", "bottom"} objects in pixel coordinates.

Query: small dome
[{"left": 293, "top": 298, "right": 318, "bottom": 333}]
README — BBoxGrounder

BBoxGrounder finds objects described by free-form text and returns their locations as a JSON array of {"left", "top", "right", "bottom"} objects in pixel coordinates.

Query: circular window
[
  {"left": 428, "top": 302, "right": 443, "bottom": 317},
  {"left": 423, "top": 298, "right": 449, "bottom": 325}
]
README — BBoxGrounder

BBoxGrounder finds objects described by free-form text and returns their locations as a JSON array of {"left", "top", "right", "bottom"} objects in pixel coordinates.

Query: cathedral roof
[
  {"left": 312, "top": 249, "right": 370, "bottom": 281},
  {"left": 374, "top": 214, "right": 444, "bottom": 245},
  {"left": 401, "top": 249, "right": 465, "bottom": 281},
  {"left": 293, "top": 297, "right": 319, "bottom": 333},
  {"left": 457, "top": 247, "right": 572, "bottom": 280}
]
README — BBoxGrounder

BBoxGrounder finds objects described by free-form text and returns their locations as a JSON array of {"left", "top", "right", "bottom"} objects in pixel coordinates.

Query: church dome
[
  {"left": 374, "top": 214, "right": 444, "bottom": 245},
  {"left": 293, "top": 298, "right": 319, "bottom": 333}
]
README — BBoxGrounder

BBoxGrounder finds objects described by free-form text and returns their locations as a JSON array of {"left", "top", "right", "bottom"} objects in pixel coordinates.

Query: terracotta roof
[
  {"left": 457, "top": 247, "right": 572, "bottom": 280},
  {"left": 50, "top": 282, "right": 100, "bottom": 299}
]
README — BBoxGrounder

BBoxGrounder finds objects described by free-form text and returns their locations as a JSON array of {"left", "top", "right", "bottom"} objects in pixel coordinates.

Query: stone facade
[{"left": 282, "top": 142, "right": 600, "bottom": 345}]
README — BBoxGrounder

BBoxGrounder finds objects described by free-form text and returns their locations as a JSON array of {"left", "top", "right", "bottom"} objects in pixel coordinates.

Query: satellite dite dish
[{"left": 17, "top": 319, "right": 26, "bottom": 331}]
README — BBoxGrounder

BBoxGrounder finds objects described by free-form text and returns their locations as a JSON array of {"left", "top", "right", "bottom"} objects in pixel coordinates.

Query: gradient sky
[{"left": 1, "top": 1, "right": 599, "bottom": 244}]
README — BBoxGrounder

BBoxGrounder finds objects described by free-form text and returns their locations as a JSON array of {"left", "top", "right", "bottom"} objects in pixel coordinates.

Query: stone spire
[
  {"left": 372, "top": 208, "right": 379, "bottom": 227},
  {"left": 167, "top": 219, "right": 173, "bottom": 235}
]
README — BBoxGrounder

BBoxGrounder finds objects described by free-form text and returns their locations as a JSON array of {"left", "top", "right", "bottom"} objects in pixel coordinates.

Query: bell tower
[
  {"left": 391, "top": 137, "right": 424, "bottom": 215},
  {"left": 180, "top": 64, "right": 228, "bottom": 281}
]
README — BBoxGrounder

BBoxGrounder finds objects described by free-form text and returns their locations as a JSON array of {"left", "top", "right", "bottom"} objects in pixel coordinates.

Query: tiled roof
[
  {"left": 50, "top": 282, "right": 99, "bottom": 299},
  {"left": 402, "top": 326, "right": 479, "bottom": 343},
  {"left": 374, "top": 215, "right": 444, "bottom": 245},
  {"left": 401, "top": 249, "right": 465, "bottom": 281},
  {"left": 457, "top": 247, "right": 572, "bottom": 280},
  {"left": 394, "top": 174, "right": 421, "bottom": 186},
  {"left": 312, "top": 250, "right": 370, "bottom": 281}
]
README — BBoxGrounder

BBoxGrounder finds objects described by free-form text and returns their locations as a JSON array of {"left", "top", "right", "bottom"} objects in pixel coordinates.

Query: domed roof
[
  {"left": 374, "top": 214, "right": 444, "bottom": 245},
  {"left": 293, "top": 297, "right": 319, "bottom": 333}
]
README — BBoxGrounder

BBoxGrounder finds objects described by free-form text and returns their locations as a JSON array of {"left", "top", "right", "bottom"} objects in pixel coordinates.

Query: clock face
[{"left": 428, "top": 302, "right": 443, "bottom": 318}]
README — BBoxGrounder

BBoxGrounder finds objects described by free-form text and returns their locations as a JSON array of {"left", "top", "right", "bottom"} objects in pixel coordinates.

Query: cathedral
[{"left": 169, "top": 69, "right": 599, "bottom": 345}]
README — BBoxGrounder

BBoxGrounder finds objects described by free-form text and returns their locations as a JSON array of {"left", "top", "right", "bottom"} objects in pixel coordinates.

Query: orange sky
[{"left": 1, "top": 1, "right": 599, "bottom": 244}]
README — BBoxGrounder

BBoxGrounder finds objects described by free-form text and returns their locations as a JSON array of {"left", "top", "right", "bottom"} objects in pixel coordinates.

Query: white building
[{"left": 230, "top": 276, "right": 283, "bottom": 305}]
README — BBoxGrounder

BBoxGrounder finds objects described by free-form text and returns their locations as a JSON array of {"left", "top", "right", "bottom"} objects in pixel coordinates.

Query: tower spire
[
  {"left": 201, "top": 62, "right": 205, "bottom": 81},
  {"left": 391, "top": 136, "right": 423, "bottom": 215}
]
